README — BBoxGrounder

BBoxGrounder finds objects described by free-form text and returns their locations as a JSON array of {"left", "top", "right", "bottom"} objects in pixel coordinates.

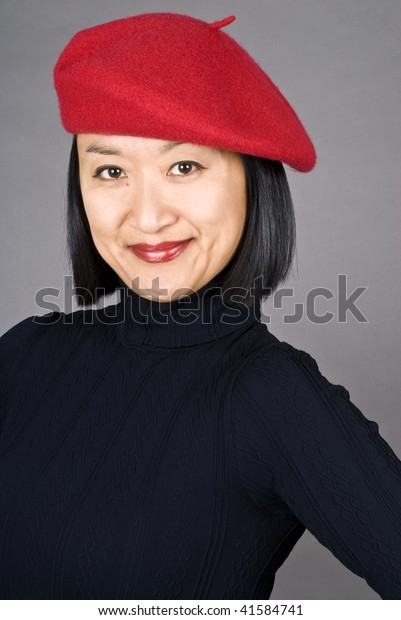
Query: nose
[{"left": 125, "top": 174, "right": 178, "bottom": 233}]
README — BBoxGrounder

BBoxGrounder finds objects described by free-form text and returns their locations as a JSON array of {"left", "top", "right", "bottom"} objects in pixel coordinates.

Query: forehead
[{"left": 77, "top": 134, "right": 225, "bottom": 157}]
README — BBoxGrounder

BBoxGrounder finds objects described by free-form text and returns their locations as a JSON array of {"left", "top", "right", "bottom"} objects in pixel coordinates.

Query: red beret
[{"left": 53, "top": 13, "right": 316, "bottom": 172}]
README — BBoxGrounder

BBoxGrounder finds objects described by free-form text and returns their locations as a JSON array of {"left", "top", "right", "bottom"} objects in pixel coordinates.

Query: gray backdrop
[{"left": 1, "top": 0, "right": 400, "bottom": 601}]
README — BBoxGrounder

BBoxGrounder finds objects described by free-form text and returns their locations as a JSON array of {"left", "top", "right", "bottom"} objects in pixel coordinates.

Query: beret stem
[{"left": 208, "top": 15, "right": 236, "bottom": 30}]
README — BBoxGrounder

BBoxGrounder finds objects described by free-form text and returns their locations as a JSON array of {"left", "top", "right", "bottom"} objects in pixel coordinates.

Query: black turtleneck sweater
[{"left": 0, "top": 276, "right": 400, "bottom": 600}]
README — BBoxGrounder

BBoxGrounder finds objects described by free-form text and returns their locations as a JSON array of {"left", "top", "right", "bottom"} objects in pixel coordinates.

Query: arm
[{"left": 231, "top": 341, "right": 401, "bottom": 599}]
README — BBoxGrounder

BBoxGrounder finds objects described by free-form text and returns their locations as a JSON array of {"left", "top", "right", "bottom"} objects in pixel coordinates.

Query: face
[{"left": 77, "top": 134, "right": 247, "bottom": 302}]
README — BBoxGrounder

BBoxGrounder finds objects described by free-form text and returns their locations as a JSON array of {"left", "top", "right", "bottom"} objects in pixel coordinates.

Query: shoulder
[
  {"left": 0, "top": 307, "right": 87, "bottom": 352},
  {"left": 0, "top": 314, "right": 50, "bottom": 402},
  {"left": 230, "top": 338, "right": 366, "bottom": 484},
  {"left": 0, "top": 306, "right": 108, "bottom": 392},
  {"left": 232, "top": 338, "right": 353, "bottom": 433},
  {"left": 0, "top": 312, "right": 56, "bottom": 357},
  {"left": 0, "top": 311, "right": 60, "bottom": 380},
  {"left": 0, "top": 302, "right": 117, "bottom": 346},
  {"left": 237, "top": 337, "right": 350, "bottom": 397}
]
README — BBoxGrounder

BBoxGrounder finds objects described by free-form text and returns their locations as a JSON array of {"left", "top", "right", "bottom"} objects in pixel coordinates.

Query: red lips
[
  {"left": 128, "top": 239, "right": 193, "bottom": 263},
  {"left": 130, "top": 239, "right": 191, "bottom": 251}
]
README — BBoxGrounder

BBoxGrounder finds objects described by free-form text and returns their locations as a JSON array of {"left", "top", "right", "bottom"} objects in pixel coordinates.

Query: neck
[{"left": 115, "top": 274, "right": 261, "bottom": 348}]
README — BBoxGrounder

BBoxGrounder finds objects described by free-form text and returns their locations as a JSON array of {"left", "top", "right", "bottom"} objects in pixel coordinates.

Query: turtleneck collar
[{"left": 115, "top": 274, "right": 261, "bottom": 348}]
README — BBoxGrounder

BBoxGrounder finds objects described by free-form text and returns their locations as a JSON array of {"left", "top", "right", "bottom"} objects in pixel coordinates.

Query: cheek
[
  {"left": 232, "top": 183, "right": 247, "bottom": 219},
  {"left": 81, "top": 192, "right": 119, "bottom": 239},
  {"left": 213, "top": 182, "right": 247, "bottom": 234},
  {"left": 230, "top": 174, "right": 247, "bottom": 234},
  {"left": 191, "top": 181, "right": 246, "bottom": 248}
]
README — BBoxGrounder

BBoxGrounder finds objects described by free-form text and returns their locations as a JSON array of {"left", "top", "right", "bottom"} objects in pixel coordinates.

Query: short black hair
[{"left": 66, "top": 134, "right": 296, "bottom": 310}]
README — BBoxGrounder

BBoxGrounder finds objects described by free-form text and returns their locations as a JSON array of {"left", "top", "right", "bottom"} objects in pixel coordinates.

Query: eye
[
  {"left": 93, "top": 166, "right": 126, "bottom": 181},
  {"left": 168, "top": 161, "right": 206, "bottom": 176}
]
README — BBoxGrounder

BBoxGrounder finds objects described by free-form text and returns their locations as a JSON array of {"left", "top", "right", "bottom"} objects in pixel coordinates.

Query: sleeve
[{"left": 230, "top": 341, "right": 401, "bottom": 599}]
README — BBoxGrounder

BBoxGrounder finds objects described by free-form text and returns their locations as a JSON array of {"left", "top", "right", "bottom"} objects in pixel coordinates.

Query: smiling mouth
[
  {"left": 128, "top": 239, "right": 193, "bottom": 263},
  {"left": 130, "top": 238, "right": 193, "bottom": 251}
]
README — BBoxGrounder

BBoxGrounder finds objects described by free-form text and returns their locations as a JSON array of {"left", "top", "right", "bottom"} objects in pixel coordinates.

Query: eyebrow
[{"left": 86, "top": 141, "right": 189, "bottom": 156}]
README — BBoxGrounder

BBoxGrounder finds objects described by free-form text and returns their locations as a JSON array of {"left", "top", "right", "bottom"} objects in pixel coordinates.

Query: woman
[{"left": 0, "top": 11, "right": 400, "bottom": 600}]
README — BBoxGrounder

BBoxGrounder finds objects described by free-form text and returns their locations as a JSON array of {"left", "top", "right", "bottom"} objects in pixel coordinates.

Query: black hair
[{"left": 66, "top": 134, "right": 296, "bottom": 310}]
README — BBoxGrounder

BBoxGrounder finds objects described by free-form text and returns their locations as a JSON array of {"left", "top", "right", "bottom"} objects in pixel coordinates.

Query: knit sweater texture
[{"left": 1, "top": 275, "right": 400, "bottom": 600}]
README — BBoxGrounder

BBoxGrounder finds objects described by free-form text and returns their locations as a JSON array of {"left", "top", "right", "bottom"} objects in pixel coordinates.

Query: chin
[{"left": 128, "top": 274, "right": 197, "bottom": 300}]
